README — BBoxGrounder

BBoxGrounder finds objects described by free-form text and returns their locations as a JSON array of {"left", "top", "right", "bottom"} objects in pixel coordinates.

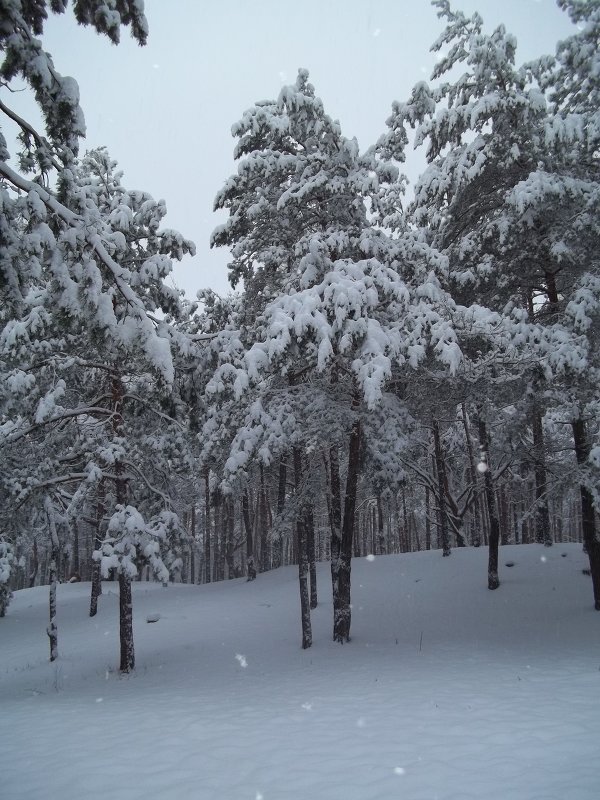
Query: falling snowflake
[
  {"left": 477, "top": 461, "right": 488, "bottom": 473},
  {"left": 540, "top": 556, "right": 547, "bottom": 563},
  {"left": 235, "top": 653, "right": 248, "bottom": 668},
  {"left": 301, "top": 702, "right": 313, "bottom": 711},
  {"left": 394, "top": 767, "right": 406, "bottom": 775},
  {"left": 366, "top": 554, "right": 376, "bottom": 562}
]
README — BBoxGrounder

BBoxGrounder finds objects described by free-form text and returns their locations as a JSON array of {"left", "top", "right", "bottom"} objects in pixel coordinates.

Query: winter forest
[{"left": 1, "top": 0, "right": 599, "bottom": 693}]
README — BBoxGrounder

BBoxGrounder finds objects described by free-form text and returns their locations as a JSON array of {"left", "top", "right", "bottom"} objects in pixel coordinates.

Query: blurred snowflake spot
[
  {"left": 394, "top": 767, "right": 406, "bottom": 776},
  {"left": 366, "top": 554, "right": 376, "bottom": 562}
]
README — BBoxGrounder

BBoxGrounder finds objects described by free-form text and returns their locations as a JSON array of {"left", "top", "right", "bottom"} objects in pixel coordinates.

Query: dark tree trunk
[
  {"left": 293, "top": 448, "right": 312, "bottom": 648},
  {"left": 377, "top": 494, "right": 386, "bottom": 555},
  {"left": 333, "top": 413, "right": 361, "bottom": 643},
  {"left": 461, "top": 402, "right": 484, "bottom": 547},
  {"left": 224, "top": 497, "right": 236, "bottom": 578},
  {"left": 45, "top": 499, "right": 59, "bottom": 662},
  {"left": 204, "top": 471, "right": 212, "bottom": 584},
  {"left": 90, "top": 481, "right": 105, "bottom": 617},
  {"left": 478, "top": 417, "right": 500, "bottom": 591},
  {"left": 29, "top": 538, "right": 39, "bottom": 588},
  {"left": 112, "top": 374, "right": 135, "bottom": 672},
  {"left": 572, "top": 417, "right": 600, "bottom": 610},
  {"left": 118, "top": 571, "right": 134, "bottom": 672},
  {"left": 329, "top": 444, "right": 342, "bottom": 639},
  {"left": 190, "top": 506, "right": 196, "bottom": 584},
  {"left": 306, "top": 507, "right": 317, "bottom": 609},
  {"left": 532, "top": 401, "right": 552, "bottom": 547},
  {"left": 273, "top": 457, "right": 287, "bottom": 569},
  {"left": 242, "top": 488, "right": 256, "bottom": 581},
  {"left": 425, "top": 486, "right": 431, "bottom": 550},
  {"left": 258, "top": 465, "right": 271, "bottom": 573},
  {"left": 432, "top": 419, "right": 451, "bottom": 557}
]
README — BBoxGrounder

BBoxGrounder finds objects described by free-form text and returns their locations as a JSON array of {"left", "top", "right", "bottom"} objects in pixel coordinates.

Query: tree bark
[
  {"left": 204, "top": 471, "right": 212, "bottom": 584},
  {"left": 45, "top": 498, "right": 59, "bottom": 662},
  {"left": 377, "top": 494, "right": 386, "bottom": 555},
  {"left": 478, "top": 417, "right": 500, "bottom": 590},
  {"left": 432, "top": 419, "right": 451, "bottom": 556},
  {"left": 89, "top": 481, "right": 105, "bottom": 617},
  {"left": 242, "top": 488, "right": 256, "bottom": 581},
  {"left": 572, "top": 417, "right": 600, "bottom": 610},
  {"left": 333, "top": 411, "right": 361, "bottom": 643},
  {"left": 294, "top": 448, "right": 312, "bottom": 648},
  {"left": 532, "top": 401, "right": 552, "bottom": 547},
  {"left": 112, "top": 373, "right": 134, "bottom": 673},
  {"left": 306, "top": 507, "right": 317, "bottom": 609}
]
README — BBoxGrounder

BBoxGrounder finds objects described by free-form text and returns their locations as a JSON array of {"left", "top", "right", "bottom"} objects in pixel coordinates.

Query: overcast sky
[{"left": 7, "top": 0, "right": 576, "bottom": 299}]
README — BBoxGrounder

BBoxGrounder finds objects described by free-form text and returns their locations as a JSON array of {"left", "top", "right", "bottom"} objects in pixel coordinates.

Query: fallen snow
[{"left": 1, "top": 545, "right": 598, "bottom": 800}]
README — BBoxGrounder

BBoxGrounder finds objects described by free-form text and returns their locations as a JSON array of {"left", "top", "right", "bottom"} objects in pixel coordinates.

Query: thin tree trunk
[
  {"left": 242, "top": 488, "right": 256, "bottom": 581},
  {"left": 532, "top": 401, "right": 552, "bottom": 547},
  {"left": 204, "top": 471, "right": 212, "bottom": 584},
  {"left": 45, "top": 498, "right": 59, "bottom": 662},
  {"left": 478, "top": 417, "right": 500, "bottom": 591},
  {"left": 425, "top": 486, "right": 431, "bottom": 550},
  {"left": 294, "top": 448, "right": 312, "bottom": 648},
  {"left": 377, "top": 494, "right": 386, "bottom": 555},
  {"left": 273, "top": 457, "right": 287, "bottom": 569},
  {"left": 90, "top": 481, "right": 105, "bottom": 617},
  {"left": 29, "top": 537, "right": 39, "bottom": 588},
  {"left": 190, "top": 506, "right": 196, "bottom": 584},
  {"left": 307, "top": 507, "right": 317, "bottom": 609},
  {"left": 432, "top": 419, "right": 451, "bottom": 557},
  {"left": 572, "top": 417, "right": 600, "bottom": 610},
  {"left": 461, "top": 402, "right": 484, "bottom": 547}
]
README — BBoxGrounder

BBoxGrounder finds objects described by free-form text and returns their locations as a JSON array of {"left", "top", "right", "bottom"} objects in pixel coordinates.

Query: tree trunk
[
  {"left": 532, "top": 401, "right": 552, "bottom": 547},
  {"left": 112, "top": 373, "right": 134, "bottom": 673},
  {"left": 377, "top": 494, "right": 386, "bottom": 555},
  {"left": 432, "top": 419, "right": 451, "bottom": 557},
  {"left": 190, "top": 506, "right": 196, "bottom": 584},
  {"left": 572, "top": 417, "right": 600, "bottom": 610},
  {"left": 204, "top": 471, "right": 212, "bottom": 584},
  {"left": 306, "top": 507, "right": 317, "bottom": 609},
  {"left": 425, "top": 486, "right": 431, "bottom": 550},
  {"left": 29, "top": 537, "right": 39, "bottom": 588},
  {"left": 89, "top": 481, "right": 105, "bottom": 617},
  {"left": 478, "top": 417, "right": 500, "bottom": 590},
  {"left": 333, "top": 412, "right": 361, "bottom": 643},
  {"left": 242, "top": 488, "right": 256, "bottom": 581},
  {"left": 273, "top": 457, "right": 287, "bottom": 569},
  {"left": 45, "top": 498, "right": 59, "bottom": 662},
  {"left": 293, "top": 448, "right": 312, "bottom": 648},
  {"left": 461, "top": 402, "right": 484, "bottom": 547}
]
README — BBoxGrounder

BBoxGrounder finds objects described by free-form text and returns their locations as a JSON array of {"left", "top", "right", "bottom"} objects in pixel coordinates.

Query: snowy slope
[{"left": 1, "top": 544, "right": 599, "bottom": 800}]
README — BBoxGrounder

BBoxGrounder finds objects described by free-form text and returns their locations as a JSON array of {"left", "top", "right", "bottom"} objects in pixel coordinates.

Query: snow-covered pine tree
[{"left": 208, "top": 69, "right": 476, "bottom": 644}]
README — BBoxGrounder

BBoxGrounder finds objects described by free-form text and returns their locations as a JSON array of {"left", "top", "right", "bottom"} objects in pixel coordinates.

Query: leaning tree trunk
[
  {"left": 432, "top": 418, "right": 451, "bottom": 557},
  {"left": 45, "top": 498, "right": 59, "bottom": 662},
  {"left": 333, "top": 413, "right": 361, "bottom": 643},
  {"left": 478, "top": 416, "right": 501, "bottom": 590},
  {"left": 294, "top": 448, "right": 312, "bottom": 648},
  {"left": 572, "top": 417, "right": 600, "bottom": 610}
]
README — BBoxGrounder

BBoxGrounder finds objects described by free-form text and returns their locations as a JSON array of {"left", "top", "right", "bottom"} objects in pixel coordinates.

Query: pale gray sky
[{"left": 7, "top": 0, "right": 575, "bottom": 299}]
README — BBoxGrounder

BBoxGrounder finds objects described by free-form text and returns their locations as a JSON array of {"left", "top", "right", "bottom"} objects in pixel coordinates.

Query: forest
[{"left": 1, "top": 0, "right": 599, "bottom": 675}]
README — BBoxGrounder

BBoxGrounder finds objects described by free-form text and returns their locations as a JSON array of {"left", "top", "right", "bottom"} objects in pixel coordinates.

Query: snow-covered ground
[{"left": 1, "top": 544, "right": 598, "bottom": 800}]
